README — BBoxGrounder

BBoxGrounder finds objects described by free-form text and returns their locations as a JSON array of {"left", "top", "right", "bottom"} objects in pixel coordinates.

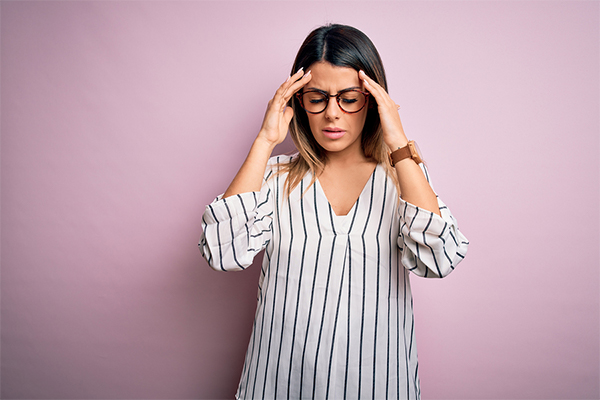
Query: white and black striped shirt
[{"left": 200, "top": 155, "right": 469, "bottom": 400}]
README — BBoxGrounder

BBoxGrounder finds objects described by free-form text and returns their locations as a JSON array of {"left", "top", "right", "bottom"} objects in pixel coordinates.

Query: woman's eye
[
  {"left": 309, "top": 98, "right": 325, "bottom": 104},
  {"left": 341, "top": 98, "right": 358, "bottom": 104}
]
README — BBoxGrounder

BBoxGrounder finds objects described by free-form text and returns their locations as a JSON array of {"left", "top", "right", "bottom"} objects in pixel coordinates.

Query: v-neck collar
[{"left": 314, "top": 164, "right": 379, "bottom": 233}]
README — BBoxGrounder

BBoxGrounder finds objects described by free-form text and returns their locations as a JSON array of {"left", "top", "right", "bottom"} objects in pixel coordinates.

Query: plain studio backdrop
[{"left": 1, "top": 1, "right": 598, "bottom": 399}]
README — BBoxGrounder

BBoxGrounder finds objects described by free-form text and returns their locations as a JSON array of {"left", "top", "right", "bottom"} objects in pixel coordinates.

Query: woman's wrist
[
  {"left": 222, "top": 133, "right": 275, "bottom": 199},
  {"left": 385, "top": 135, "right": 409, "bottom": 151},
  {"left": 382, "top": 123, "right": 409, "bottom": 150},
  {"left": 254, "top": 131, "right": 280, "bottom": 152}
]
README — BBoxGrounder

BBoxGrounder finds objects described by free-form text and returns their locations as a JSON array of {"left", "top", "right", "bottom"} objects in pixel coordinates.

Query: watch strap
[{"left": 389, "top": 144, "right": 412, "bottom": 167}]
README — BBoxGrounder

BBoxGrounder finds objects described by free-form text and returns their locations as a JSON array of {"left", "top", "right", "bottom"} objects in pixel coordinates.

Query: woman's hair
[{"left": 279, "top": 24, "right": 398, "bottom": 196}]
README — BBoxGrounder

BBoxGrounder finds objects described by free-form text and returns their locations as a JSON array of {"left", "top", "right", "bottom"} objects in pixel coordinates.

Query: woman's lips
[{"left": 322, "top": 128, "right": 346, "bottom": 139}]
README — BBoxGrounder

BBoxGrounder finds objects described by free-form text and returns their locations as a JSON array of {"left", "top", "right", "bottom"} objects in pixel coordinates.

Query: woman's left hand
[
  {"left": 359, "top": 70, "right": 408, "bottom": 151},
  {"left": 359, "top": 71, "right": 440, "bottom": 215}
]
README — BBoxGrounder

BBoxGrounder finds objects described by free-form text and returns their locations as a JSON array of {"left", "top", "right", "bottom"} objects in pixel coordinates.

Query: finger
[
  {"left": 359, "top": 70, "right": 396, "bottom": 107},
  {"left": 269, "top": 69, "right": 312, "bottom": 115},
  {"left": 270, "top": 80, "right": 299, "bottom": 114},
  {"left": 289, "top": 69, "right": 312, "bottom": 93},
  {"left": 283, "top": 105, "right": 294, "bottom": 125},
  {"left": 282, "top": 69, "right": 312, "bottom": 103},
  {"left": 284, "top": 68, "right": 308, "bottom": 91},
  {"left": 274, "top": 68, "right": 305, "bottom": 99},
  {"left": 359, "top": 70, "right": 381, "bottom": 89},
  {"left": 359, "top": 70, "right": 387, "bottom": 97},
  {"left": 359, "top": 70, "right": 385, "bottom": 99},
  {"left": 291, "top": 67, "right": 305, "bottom": 80}
]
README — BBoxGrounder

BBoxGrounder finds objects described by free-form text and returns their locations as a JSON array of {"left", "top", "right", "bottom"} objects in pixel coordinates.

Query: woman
[{"left": 200, "top": 24, "right": 468, "bottom": 400}]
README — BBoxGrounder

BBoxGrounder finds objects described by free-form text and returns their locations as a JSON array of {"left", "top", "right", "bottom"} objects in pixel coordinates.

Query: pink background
[{"left": 1, "top": 1, "right": 598, "bottom": 399}]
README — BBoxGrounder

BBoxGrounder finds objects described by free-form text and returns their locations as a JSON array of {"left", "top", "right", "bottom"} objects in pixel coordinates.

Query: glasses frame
[{"left": 296, "top": 88, "right": 370, "bottom": 114}]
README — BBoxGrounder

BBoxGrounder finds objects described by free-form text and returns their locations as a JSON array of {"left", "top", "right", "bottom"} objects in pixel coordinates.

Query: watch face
[{"left": 409, "top": 141, "right": 423, "bottom": 164}]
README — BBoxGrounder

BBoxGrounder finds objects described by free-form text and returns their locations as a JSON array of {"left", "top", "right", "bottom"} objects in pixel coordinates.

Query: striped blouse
[{"left": 200, "top": 155, "right": 469, "bottom": 400}]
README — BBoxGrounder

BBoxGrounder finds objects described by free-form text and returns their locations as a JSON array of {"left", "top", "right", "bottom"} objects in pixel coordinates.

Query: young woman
[{"left": 200, "top": 24, "right": 468, "bottom": 400}]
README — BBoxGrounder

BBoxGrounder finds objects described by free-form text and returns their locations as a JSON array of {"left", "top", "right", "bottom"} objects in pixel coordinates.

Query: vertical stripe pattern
[{"left": 200, "top": 156, "right": 469, "bottom": 400}]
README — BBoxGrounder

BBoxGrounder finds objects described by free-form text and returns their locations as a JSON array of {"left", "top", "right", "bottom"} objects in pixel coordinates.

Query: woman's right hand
[
  {"left": 258, "top": 68, "right": 312, "bottom": 146},
  {"left": 222, "top": 68, "right": 311, "bottom": 198}
]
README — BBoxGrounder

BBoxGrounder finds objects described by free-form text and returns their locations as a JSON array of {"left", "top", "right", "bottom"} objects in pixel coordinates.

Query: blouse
[{"left": 200, "top": 155, "right": 469, "bottom": 400}]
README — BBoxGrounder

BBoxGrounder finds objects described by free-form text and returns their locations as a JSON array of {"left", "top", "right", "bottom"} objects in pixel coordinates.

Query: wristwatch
[{"left": 389, "top": 140, "right": 423, "bottom": 166}]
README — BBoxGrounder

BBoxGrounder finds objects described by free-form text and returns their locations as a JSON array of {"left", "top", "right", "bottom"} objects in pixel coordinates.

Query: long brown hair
[{"left": 279, "top": 24, "right": 398, "bottom": 196}]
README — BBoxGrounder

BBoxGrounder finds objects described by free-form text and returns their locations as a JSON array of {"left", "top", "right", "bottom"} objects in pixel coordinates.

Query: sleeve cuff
[
  {"left": 398, "top": 197, "right": 450, "bottom": 237},
  {"left": 203, "top": 192, "right": 259, "bottom": 225}
]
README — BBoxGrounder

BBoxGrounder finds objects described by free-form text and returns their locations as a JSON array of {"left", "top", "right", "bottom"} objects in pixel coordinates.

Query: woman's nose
[{"left": 324, "top": 97, "right": 341, "bottom": 120}]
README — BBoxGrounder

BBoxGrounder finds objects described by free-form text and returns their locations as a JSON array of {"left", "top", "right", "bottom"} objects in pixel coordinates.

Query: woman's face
[{"left": 302, "top": 62, "right": 369, "bottom": 156}]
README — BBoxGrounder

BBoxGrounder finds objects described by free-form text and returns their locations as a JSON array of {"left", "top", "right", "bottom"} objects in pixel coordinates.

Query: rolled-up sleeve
[
  {"left": 199, "top": 183, "right": 273, "bottom": 272},
  {"left": 397, "top": 164, "right": 469, "bottom": 278}
]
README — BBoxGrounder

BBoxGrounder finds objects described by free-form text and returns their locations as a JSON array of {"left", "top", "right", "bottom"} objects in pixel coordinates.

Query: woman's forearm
[
  {"left": 222, "top": 134, "right": 277, "bottom": 199},
  {"left": 394, "top": 158, "right": 441, "bottom": 216},
  {"left": 222, "top": 69, "right": 312, "bottom": 199}
]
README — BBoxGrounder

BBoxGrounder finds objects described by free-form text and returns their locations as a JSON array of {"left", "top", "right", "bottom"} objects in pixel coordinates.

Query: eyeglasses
[{"left": 296, "top": 88, "right": 370, "bottom": 114}]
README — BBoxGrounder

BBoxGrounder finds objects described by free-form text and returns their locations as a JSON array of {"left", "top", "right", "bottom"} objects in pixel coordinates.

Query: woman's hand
[
  {"left": 359, "top": 70, "right": 440, "bottom": 215},
  {"left": 359, "top": 70, "right": 408, "bottom": 151},
  {"left": 222, "top": 68, "right": 311, "bottom": 199},
  {"left": 258, "top": 68, "right": 312, "bottom": 147}
]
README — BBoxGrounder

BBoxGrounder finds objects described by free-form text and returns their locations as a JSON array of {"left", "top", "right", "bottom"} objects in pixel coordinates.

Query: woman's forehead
[{"left": 306, "top": 61, "right": 361, "bottom": 91}]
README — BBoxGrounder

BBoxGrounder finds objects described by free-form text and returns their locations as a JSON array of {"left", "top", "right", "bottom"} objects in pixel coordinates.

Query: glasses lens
[
  {"left": 302, "top": 92, "right": 328, "bottom": 113},
  {"left": 338, "top": 90, "right": 366, "bottom": 113},
  {"left": 301, "top": 90, "right": 367, "bottom": 113}
]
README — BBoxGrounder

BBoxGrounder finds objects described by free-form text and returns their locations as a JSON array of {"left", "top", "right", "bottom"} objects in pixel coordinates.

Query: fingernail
[
  {"left": 296, "top": 67, "right": 303, "bottom": 74},
  {"left": 305, "top": 70, "right": 311, "bottom": 76}
]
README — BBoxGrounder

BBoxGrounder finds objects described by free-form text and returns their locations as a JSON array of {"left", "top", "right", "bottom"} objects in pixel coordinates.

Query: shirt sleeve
[
  {"left": 397, "top": 164, "right": 469, "bottom": 278},
  {"left": 199, "top": 179, "right": 274, "bottom": 272}
]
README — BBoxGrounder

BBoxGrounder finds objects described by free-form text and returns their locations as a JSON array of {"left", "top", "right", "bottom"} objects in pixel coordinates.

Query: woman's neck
[{"left": 322, "top": 142, "right": 373, "bottom": 171}]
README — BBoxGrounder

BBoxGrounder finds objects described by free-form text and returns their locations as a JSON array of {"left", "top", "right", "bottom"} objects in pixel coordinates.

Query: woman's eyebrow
[{"left": 305, "top": 86, "right": 362, "bottom": 93}]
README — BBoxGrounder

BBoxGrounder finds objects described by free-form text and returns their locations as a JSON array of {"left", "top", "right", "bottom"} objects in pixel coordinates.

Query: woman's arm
[
  {"left": 200, "top": 69, "right": 312, "bottom": 271},
  {"left": 200, "top": 188, "right": 274, "bottom": 271},
  {"left": 398, "top": 192, "right": 469, "bottom": 278},
  {"left": 359, "top": 71, "right": 469, "bottom": 276},
  {"left": 359, "top": 70, "right": 440, "bottom": 216},
  {"left": 223, "top": 69, "right": 312, "bottom": 198}
]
